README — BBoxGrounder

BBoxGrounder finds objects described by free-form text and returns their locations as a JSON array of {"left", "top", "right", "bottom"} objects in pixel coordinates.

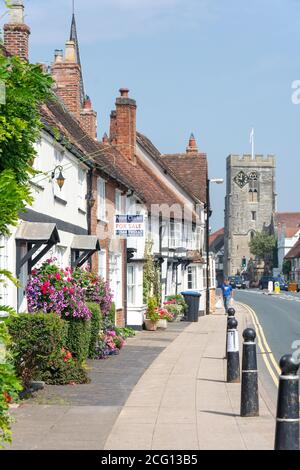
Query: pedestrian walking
[{"left": 221, "top": 279, "right": 234, "bottom": 313}]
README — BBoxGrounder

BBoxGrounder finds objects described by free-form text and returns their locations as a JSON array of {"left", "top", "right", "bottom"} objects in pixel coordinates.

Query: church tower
[{"left": 224, "top": 154, "right": 276, "bottom": 278}]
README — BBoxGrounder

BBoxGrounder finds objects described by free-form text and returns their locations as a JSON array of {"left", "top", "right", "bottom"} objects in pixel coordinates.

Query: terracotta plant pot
[
  {"left": 157, "top": 319, "right": 168, "bottom": 330},
  {"left": 144, "top": 319, "right": 158, "bottom": 331}
]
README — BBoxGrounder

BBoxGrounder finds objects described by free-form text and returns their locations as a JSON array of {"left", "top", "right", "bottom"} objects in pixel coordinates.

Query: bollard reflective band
[
  {"left": 242, "top": 370, "right": 258, "bottom": 373},
  {"left": 280, "top": 375, "right": 299, "bottom": 381},
  {"left": 276, "top": 418, "right": 300, "bottom": 423},
  {"left": 227, "top": 330, "right": 239, "bottom": 352}
]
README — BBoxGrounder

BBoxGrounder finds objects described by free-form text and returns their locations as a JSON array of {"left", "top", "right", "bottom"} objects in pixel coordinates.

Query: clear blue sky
[{"left": 3, "top": 0, "right": 300, "bottom": 230}]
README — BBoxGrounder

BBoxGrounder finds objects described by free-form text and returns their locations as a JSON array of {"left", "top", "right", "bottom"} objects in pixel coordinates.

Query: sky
[{"left": 2, "top": 0, "right": 300, "bottom": 231}]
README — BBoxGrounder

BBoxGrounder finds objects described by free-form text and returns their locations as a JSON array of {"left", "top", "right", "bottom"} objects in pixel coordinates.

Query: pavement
[
  {"left": 104, "top": 306, "right": 275, "bottom": 450},
  {"left": 7, "top": 322, "right": 188, "bottom": 450},
  {"left": 7, "top": 305, "right": 277, "bottom": 451}
]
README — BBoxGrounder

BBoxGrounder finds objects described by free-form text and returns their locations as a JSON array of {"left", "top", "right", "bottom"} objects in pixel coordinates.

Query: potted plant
[
  {"left": 157, "top": 308, "right": 173, "bottom": 329},
  {"left": 144, "top": 297, "right": 160, "bottom": 331}
]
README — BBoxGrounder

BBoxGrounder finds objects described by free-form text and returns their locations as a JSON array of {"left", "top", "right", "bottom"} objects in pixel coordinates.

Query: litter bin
[{"left": 181, "top": 291, "right": 201, "bottom": 322}]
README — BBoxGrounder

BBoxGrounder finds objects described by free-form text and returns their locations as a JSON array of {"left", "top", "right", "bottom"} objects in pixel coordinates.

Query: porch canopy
[
  {"left": 16, "top": 222, "right": 60, "bottom": 276},
  {"left": 71, "top": 235, "right": 100, "bottom": 268}
]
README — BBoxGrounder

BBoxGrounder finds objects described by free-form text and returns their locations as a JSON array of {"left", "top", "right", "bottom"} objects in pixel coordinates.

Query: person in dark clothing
[{"left": 221, "top": 279, "right": 234, "bottom": 313}]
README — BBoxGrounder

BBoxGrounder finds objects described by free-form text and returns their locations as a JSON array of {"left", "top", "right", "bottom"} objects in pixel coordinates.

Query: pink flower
[{"left": 55, "top": 273, "right": 61, "bottom": 281}]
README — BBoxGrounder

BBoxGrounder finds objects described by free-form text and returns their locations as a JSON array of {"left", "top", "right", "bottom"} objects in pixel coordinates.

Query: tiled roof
[
  {"left": 285, "top": 239, "right": 300, "bottom": 259},
  {"left": 209, "top": 228, "right": 224, "bottom": 248},
  {"left": 160, "top": 152, "right": 208, "bottom": 204},
  {"left": 275, "top": 212, "right": 300, "bottom": 238},
  {"left": 137, "top": 132, "right": 204, "bottom": 204},
  {"left": 41, "top": 98, "right": 188, "bottom": 212}
]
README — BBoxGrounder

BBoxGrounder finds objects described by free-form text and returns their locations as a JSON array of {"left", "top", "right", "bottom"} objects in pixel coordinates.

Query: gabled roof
[
  {"left": 161, "top": 152, "right": 208, "bottom": 204},
  {"left": 275, "top": 212, "right": 300, "bottom": 238},
  {"left": 285, "top": 239, "right": 300, "bottom": 259},
  {"left": 140, "top": 130, "right": 208, "bottom": 205}
]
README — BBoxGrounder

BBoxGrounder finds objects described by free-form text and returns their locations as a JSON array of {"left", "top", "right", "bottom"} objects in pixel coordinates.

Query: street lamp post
[{"left": 206, "top": 178, "right": 224, "bottom": 315}]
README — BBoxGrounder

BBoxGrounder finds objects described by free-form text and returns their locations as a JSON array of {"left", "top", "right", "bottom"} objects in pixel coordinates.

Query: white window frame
[
  {"left": 115, "top": 190, "right": 123, "bottom": 215},
  {"left": 109, "top": 253, "right": 122, "bottom": 310},
  {"left": 98, "top": 249, "right": 107, "bottom": 281},
  {"left": 127, "top": 264, "right": 135, "bottom": 306},
  {"left": 187, "top": 265, "right": 198, "bottom": 290},
  {"left": 169, "top": 221, "right": 182, "bottom": 248},
  {"left": 78, "top": 167, "right": 86, "bottom": 212},
  {"left": 97, "top": 177, "right": 106, "bottom": 221}
]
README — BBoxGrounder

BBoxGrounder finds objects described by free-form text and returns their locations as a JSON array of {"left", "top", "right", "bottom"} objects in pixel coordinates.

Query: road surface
[{"left": 234, "top": 289, "right": 300, "bottom": 405}]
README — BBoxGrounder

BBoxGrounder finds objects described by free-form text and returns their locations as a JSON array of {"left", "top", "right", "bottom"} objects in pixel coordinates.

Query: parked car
[
  {"left": 228, "top": 276, "right": 247, "bottom": 289},
  {"left": 259, "top": 276, "right": 288, "bottom": 291}
]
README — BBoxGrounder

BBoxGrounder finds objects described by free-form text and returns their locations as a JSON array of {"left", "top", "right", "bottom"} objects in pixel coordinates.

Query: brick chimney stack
[
  {"left": 186, "top": 133, "right": 199, "bottom": 154},
  {"left": 112, "top": 88, "right": 137, "bottom": 162},
  {"left": 3, "top": 0, "right": 30, "bottom": 60},
  {"left": 80, "top": 96, "right": 97, "bottom": 140},
  {"left": 51, "top": 40, "right": 81, "bottom": 119}
]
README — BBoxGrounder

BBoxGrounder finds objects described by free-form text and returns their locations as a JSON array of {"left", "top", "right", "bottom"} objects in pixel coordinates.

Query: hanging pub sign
[{"left": 115, "top": 215, "right": 144, "bottom": 238}]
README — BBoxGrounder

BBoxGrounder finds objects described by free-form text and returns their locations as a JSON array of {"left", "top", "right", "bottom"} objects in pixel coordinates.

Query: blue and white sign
[{"left": 115, "top": 215, "right": 144, "bottom": 238}]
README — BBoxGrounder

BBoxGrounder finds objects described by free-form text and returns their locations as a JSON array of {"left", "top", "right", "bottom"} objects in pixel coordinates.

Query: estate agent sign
[{"left": 115, "top": 215, "right": 144, "bottom": 238}]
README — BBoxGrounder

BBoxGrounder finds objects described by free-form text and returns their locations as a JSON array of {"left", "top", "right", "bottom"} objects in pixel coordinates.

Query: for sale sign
[{"left": 115, "top": 215, "right": 144, "bottom": 238}]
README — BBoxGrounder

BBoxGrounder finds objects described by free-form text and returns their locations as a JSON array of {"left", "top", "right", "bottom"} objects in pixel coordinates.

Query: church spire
[{"left": 70, "top": 6, "right": 85, "bottom": 107}]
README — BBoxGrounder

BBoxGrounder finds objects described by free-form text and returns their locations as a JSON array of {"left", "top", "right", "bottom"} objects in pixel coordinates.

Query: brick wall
[
  {"left": 52, "top": 61, "right": 81, "bottom": 119},
  {"left": 4, "top": 23, "right": 30, "bottom": 60},
  {"left": 114, "top": 89, "right": 137, "bottom": 162}
]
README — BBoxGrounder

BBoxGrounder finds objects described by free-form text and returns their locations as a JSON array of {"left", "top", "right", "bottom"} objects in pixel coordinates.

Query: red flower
[
  {"left": 3, "top": 392, "right": 12, "bottom": 404},
  {"left": 55, "top": 273, "right": 61, "bottom": 281}
]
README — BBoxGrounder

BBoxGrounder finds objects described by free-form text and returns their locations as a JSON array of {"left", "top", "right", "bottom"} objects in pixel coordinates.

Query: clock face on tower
[{"left": 233, "top": 170, "right": 249, "bottom": 188}]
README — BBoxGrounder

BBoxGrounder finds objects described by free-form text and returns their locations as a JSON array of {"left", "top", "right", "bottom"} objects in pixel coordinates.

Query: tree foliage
[
  {"left": 249, "top": 232, "right": 276, "bottom": 260},
  {"left": 0, "top": 54, "right": 53, "bottom": 185}
]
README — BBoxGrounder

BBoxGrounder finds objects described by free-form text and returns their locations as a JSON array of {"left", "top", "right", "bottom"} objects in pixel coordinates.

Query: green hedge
[
  {"left": 8, "top": 313, "right": 68, "bottom": 386},
  {"left": 87, "top": 302, "right": 103, "bottom": 359},
  {"left": 66, "top": 318, "right": 91, "bottom": 364},
  {"left": 8, "top": 313, "right": 89, "bottom": 386}
]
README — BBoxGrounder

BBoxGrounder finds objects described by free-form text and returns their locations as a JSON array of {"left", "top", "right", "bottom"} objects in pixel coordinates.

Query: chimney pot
[
  {"left": 83, "top": 96, "right": 92, "bottom": 110},
  {"left": 9, "top": 0, "right": 24, "bottom": 24},
  {"left": 65, "top": 40, "right": 76, "bottom": 63},
  {"left": 54, "top": 49, "right": 63, "bottom": 63},
  {"left": 119, "top": 88, "right": 129, "bottom": 98}
]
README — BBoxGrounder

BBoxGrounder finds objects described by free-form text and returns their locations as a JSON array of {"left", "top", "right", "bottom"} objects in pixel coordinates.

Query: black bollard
[
  {"left": 227, "top": 317, "right": 240, "bottom": 383},
  {"left": 227, "top": 308, "right": 236, "bottom": 318},
  {"left": 225, "top": 308, "right": 236, "bottom": 358},
  {"left": 274, "top": 354, "right": 300, "bottom": 451},
  {"left": 240, "top": 328, "right": 259, "bottom": 417}
]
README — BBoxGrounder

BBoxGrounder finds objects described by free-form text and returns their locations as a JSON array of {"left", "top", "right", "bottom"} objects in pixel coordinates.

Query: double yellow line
[{"left": 237, "top": 302, "right": 280, "bottom": 388}]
